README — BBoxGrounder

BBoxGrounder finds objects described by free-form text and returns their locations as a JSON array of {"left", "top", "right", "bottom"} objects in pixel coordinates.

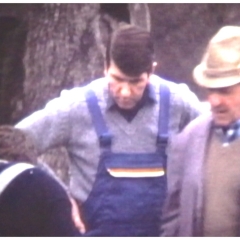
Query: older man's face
[{"left": 207, "top": 83, "right": 240, "bottom": 126}]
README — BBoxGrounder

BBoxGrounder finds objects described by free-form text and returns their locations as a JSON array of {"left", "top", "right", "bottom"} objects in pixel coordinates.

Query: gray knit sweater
[{"left": 16, "top": 75, "right": 201, "bottom": 203}]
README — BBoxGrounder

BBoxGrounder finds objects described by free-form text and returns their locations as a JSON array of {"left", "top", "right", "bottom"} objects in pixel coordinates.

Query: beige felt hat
[{"left": 193, "top": 26, "right": 240, "bottom": 88}]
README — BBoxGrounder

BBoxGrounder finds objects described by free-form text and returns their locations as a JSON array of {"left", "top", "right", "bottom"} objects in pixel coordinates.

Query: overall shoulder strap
[
  {"left": 158, "top": 83, "right": 170, "bottom": 139},
  {"left": 85, "top": 88, "right": 112, "bottom": 150},
  {"left": 157, "top": 83, "right": 170, "bottom": 168},
  {"left": 0, "top": 162, "right": 35, "bottom": 196}
]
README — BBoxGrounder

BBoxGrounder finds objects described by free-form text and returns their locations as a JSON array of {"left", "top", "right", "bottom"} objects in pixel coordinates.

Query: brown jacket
[{"left": 161, "top": 113, "right": 212, "bottom": 236}]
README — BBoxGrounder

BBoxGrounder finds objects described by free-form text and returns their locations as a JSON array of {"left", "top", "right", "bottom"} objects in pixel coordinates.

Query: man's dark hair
[
  {"left": 0, "top": 125, "right": 37, "bottom": 164},
  {"left": 106, "top": 24, "right": 154, "bottom": 76}
]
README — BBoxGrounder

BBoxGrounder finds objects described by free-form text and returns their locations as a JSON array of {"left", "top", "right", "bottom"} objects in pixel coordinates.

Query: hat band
[{"left": 204, "top": 68, "right": 240, "bottom": 78}]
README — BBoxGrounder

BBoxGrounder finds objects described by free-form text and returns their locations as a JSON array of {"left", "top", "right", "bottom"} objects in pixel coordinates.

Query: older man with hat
[{"left": 160, "top": 25, "right": 240, "bottom": 237}]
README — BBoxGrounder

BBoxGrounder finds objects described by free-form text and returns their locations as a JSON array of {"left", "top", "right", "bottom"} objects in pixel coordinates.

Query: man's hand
[{"left": 69, "top": 197, "right": 86, "bottom": 234}]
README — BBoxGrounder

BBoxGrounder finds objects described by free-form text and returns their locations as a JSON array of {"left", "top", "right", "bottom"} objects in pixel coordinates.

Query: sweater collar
[{"left": 106, "top": 83, "right": 157, "bottom": 111}]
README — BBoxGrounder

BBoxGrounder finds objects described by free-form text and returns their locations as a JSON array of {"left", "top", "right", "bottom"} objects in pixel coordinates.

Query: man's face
[
  {"left": 207, "top": 83, "right": 240, "bottom": 126},
  {"left": 105, "top": 60, "right": 150, "bottom": 109}
]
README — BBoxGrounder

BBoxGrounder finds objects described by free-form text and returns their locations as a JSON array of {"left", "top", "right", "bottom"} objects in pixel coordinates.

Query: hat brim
[{"left": 193, "top": 64, "right": 240, "bottom": 88}]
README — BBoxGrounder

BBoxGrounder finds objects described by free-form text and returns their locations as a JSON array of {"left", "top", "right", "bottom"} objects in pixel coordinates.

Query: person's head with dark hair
[
  {"left": 0, "top": 125, "right": 37, "bottom": 164},
  {"left": 105, "top": 24, "right": 155, "bottom": 110},
  {"left": 106, "top": 24, "right": 154, "bottom": 76}
]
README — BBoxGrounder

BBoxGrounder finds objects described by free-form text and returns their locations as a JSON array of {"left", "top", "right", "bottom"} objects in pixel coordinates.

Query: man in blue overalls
[{"left": 16, "top": 24, "right": 202, "bottom": 236}]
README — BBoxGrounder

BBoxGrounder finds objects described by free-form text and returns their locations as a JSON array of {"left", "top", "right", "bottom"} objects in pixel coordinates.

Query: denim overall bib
[{"left": 82, "top": 84, "right": 170, "bottom": 236}]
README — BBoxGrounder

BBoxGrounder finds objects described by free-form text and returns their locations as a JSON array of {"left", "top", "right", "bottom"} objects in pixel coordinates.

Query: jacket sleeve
[
  {"left": 37, "top": 161, "right": 69, "bottom": 192},
  {"left": 0, "top": 167, "right": 81, "bottom": 236},
  {"left": 176, "top": 83, "right": 204, "bottom": 132},
  {"left": 160, "top": 134, "right": 186, "bottom": 236},
  {"left": 35, "top": 168, "right": 81, "bottom": 236}
]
